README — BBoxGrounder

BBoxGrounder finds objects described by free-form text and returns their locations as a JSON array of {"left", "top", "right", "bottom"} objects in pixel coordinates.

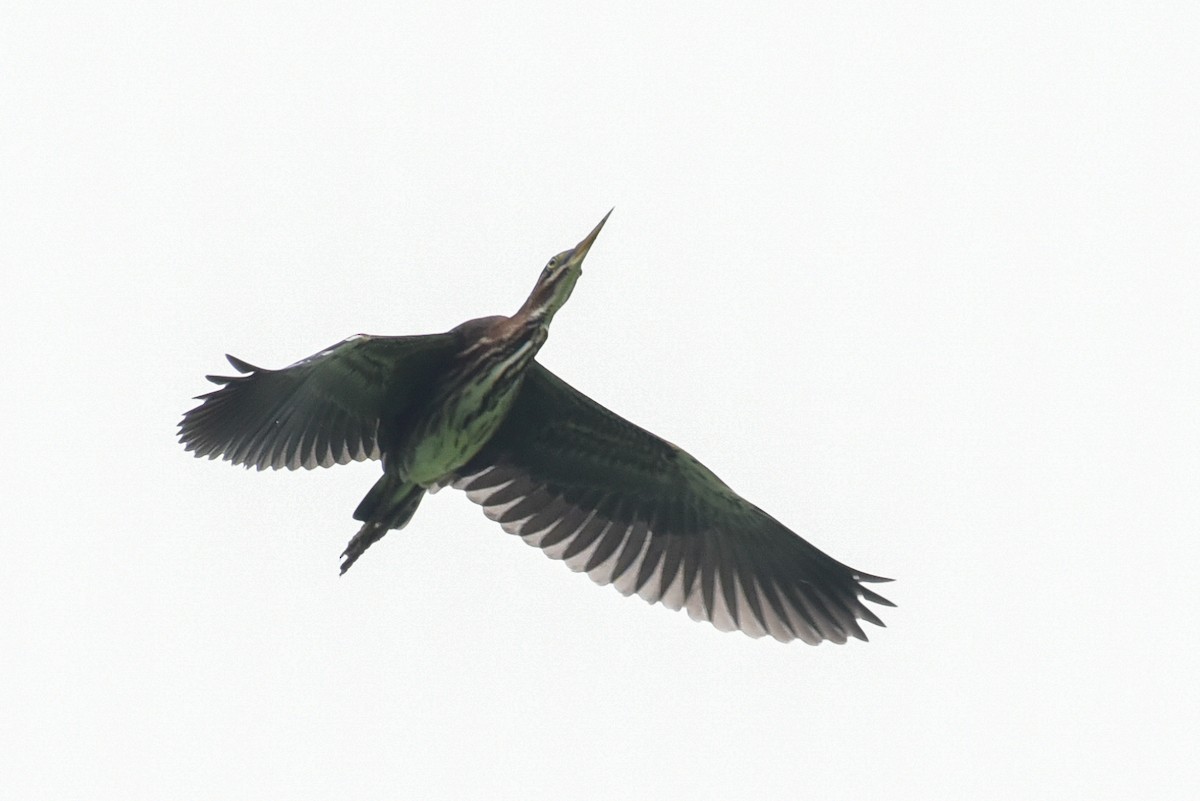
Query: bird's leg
[{"left": 340, "top": 474, "right": 426, "bottom": 573}]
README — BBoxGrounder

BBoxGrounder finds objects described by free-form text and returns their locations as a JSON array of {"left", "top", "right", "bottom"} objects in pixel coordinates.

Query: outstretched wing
[
  {"left": 179, "top": 333, "right": 456, "bottom": 470},
  {"left": 453, "top": 363, "right": 893, "bottom": 644}
]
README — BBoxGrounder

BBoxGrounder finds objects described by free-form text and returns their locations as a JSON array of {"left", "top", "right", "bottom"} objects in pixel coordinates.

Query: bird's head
[{"left": 519, "top": 209, "right": 612, "bottom": 324}]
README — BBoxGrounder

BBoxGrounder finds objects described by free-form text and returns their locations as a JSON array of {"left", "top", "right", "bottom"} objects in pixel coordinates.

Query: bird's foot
[{"left": 340, "top": 521, "right": 388, "bottom": 574}]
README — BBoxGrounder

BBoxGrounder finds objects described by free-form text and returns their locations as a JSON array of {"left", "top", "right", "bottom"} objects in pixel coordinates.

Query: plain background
[{"left": 3, "top": 3, "right": 1197, "bottom": 799}]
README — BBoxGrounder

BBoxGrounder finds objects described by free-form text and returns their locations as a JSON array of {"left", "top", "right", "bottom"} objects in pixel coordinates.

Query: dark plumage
[{"left": 179, "top": 213, "right": 893, "bottom": 643}]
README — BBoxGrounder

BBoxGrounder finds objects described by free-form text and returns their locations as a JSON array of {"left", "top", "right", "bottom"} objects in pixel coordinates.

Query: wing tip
[
  {"left": 225, "top": 353, "right": 260, "bottom": 373},
  {"left": 859, "top": 585, "right": 896, "bottom": 608}
]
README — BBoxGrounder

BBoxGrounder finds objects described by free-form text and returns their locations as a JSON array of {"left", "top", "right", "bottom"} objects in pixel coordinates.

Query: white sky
[{"left": 3, "top": 2, "right": 1198, "bottom": 799}]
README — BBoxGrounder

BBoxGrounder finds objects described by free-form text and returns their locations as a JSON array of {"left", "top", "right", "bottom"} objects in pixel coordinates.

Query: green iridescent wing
[
  {"left": 455, "top": 363, "right": 893, "bottom": 644},
  {"left": 179, "top": 333, "right": 457, "bottom": 471}
]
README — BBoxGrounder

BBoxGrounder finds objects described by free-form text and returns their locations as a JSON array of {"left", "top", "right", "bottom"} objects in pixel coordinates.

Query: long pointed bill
[{"left": 566, "top": 208, "right": 613, "bottom": 267}]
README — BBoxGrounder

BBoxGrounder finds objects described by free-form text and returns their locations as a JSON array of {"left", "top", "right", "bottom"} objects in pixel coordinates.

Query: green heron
[{"left": 179, "top": 211, "right": 893, "bottom": 644}]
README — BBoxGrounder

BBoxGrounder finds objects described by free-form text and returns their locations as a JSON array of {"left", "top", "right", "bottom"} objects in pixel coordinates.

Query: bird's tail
[{"left": 340, "top": 475, "right": 425, "bottom": 573}]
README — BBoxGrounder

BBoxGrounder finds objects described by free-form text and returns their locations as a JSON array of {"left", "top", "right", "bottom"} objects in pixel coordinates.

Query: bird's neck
[{"left": 516, "top": 269, "right": 578, "bottom": 326}]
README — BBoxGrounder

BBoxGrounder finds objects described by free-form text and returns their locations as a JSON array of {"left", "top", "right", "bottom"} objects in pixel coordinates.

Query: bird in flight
[{"left": 178, "top": 211, "right": 893, "bottom": 644}]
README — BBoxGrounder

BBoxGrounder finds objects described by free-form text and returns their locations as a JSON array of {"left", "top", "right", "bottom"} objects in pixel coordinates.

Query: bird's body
[{"left": 179, "top": 212, "right": 894, "bottom": 644}]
